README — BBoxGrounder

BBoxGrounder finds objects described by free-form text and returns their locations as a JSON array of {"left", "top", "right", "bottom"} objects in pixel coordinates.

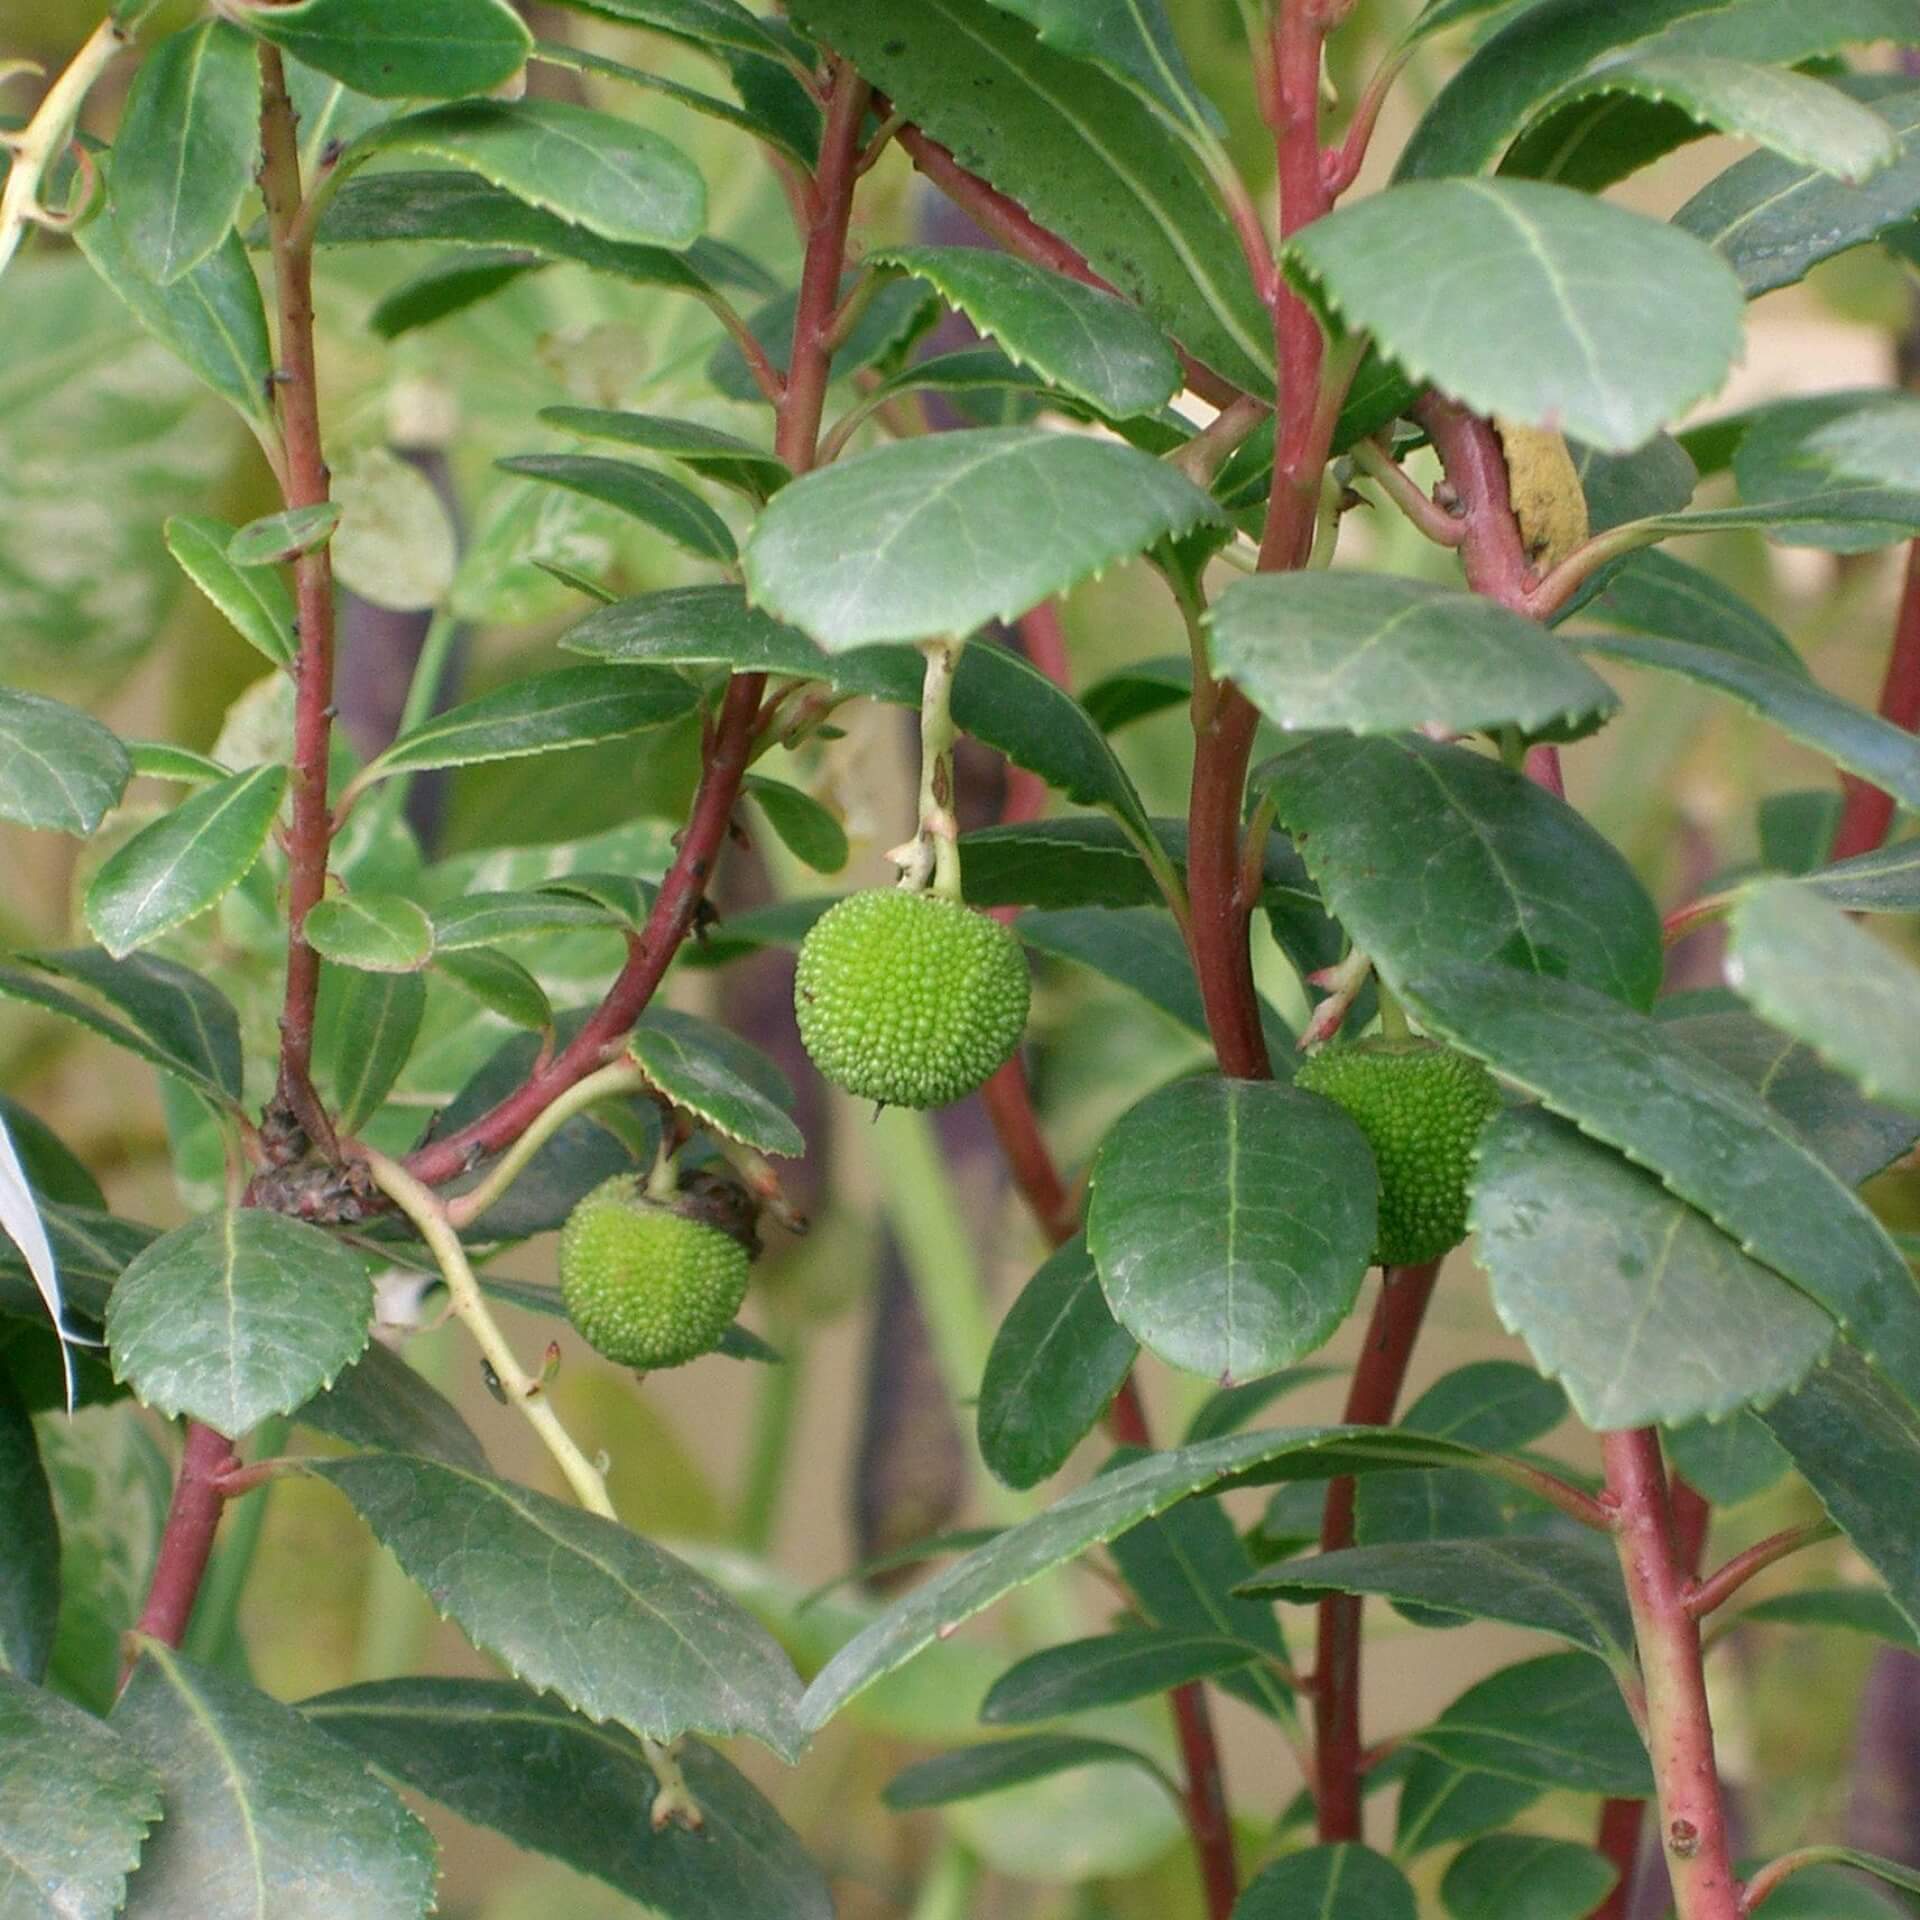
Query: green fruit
[
  {"left": 794, "top": 887, "right": 1030, "bottom": 1109},
  {"left": 558, "top": 1174, "right": 749, "bottom": 1370},
  {"left": 1295, "top": 1037, "right": 1501, "bottom": 1268}
]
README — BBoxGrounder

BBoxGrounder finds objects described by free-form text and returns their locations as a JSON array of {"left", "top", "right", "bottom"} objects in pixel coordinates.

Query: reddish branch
[
  {"left": 1687, "top": 1520, "right": 1834, "bottom": 1620},
  {"left": 258, "top": 50, "right": 340, "bottom": 1153},
  {"left": 1831, "top": 537, "right": 1920, "bottom": 860},
  {"left": 127, "top": 1421, "right": 237, "bottom": 1669}
]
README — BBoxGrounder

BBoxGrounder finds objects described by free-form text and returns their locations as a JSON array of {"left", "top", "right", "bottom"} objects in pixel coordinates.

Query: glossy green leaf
[
  {"left": 0, "top": 1671, "right": 162, "bottom": 1920},
  {"left": 304, "top": 1679, "right": 832, "bottom": 1919},
  {"left": 0, "top": 689, "right": 131, "bottom": 836},
  {"left": 296, "top": 1341, "right": 488, "bottom": 1475},
  {"left": 1284, "top": 179, "right": 1743, "bottom": 452},
  {"left": 1648, "top": 0, "right": 1920, "bottom": 61},
  {"left": 785, "top": 0, "right": 1271, "bottom": 391},
  {"left": 1238, "top": 1844, "right": 1418, "bottom": 1920},
  {"left": 1086, "top": 1075, "right": 1377, "bottom": 1385},
  {"left": 1209, "top": 572, "right": 1616, "bottom": 741},
  {"left": 883, "top": 1732, "right": 1166, "bottom": 1809},
  {"left": 743, "top": 428, "right": 1221, "bottom": 649},
  {"left": 977, "top": 1235, "right": 1138, "bottom": 1491},
  {"left": 539, "top": 405, "right": 790, "bottom": 501},
  {"left": 1726, "top": 392, "right": 1920, "bottom": 552},
  {"left": 0, "top": 1209, "right": 156, "bottom": 1328},
  {"left": 744, "top": 775, "right": 847, "bottom": 874},
  {"left": 163, "top": 515, "right": 297, "bottom": 670},
  {"left": 83, "top": 763, "right": 288, "bottom": 959},
  {"left": 539, "top": 0, "right": 794, "bottom": 63},
  {"left": 322, "top": 969, "right": 427, "bottom": 1133},
  {"left": 707, "top": 274, "right": 938, "bottom": 404},
  {"left": 243, "top": 0, "right": 531, "bottom": 99},
  {"left": 431, "top": 946, "right": 552, "bottom": 1031},
  {"left": 0, "top": 1374, "right": 56, "bottom": 1680},
  {"left": 1760, "top": 1345, "right": 1920, "bottom": 1636},
  {"left": 1244, "top": 1534, "right": 1635, "bottom": 1661},
  {"left": 114, "top": 1641, "right": 436, "bottom": 1918},
  {"left": 629, "top": 1006, "right": 803, "bottom": 1157},
  {"left": 1183, "top": 1366, "right": 1341, "bottom": 1445},
  {"left": 1739, "top": 1587, "right": 1919, "bottom": 1651},
  {"left": 307, "top": 1452, "right": 805, "bottom": 1758},
  {"left": 111, "top": 19, "right": 260, "bottom": 284},
  {"left": 872, "top": 246, "right": 1181, "bottom": 419},
  {"left": 1803, "top": 841, "right": 1920, "bottom": 913},
  {"left": 1676, "top": 85, "right": 1920, "bottom": 295},
  {"left": 1662, "top": 1408, "right": 1791, "bottom": 1507},
  {"left": 1397, "top": 1755, "right": 1542, "bottom": 1859},
  {"left": 1471, "top": 1106, "right": 1835, "bottom": 1429},
  {"left": 429, "top": 890, "right": 615, "bottom": 949},
  {"left": 1570, "top": 548, "right": 1804, "bottom": 678},
  {"left": 1405, "top": 964, "right": 1920, "bottom": 1412},
  {"left": 303, "top": 893, "right": 434, "bottom": 974},
  {"left": 536, "top": 870, "right": 656, "bottom": 932},
  {"left": 364, "top": 666, "right": 697, "bottom": 781},
  {"left": 367, "top": 248, "right": 543, "bottom": 340},
  {"left": 1793, "top": 392, "right": 1920, "bottom": 495},
  {"left": 227, "top": 502, "right": 343, "bottom": 568},
  {"left": 348, "top": 99, "right": 703, "bottom": 248},
  {"left": 1260, "top": 733, "right": 1663, "bottom": 1009},
  {"left": 110, "top": 742, "right": 227, "bottom": 787},
  {"left": 1443, "top": 1833, "right": 1618, "bottom": 1920},
  {"left": 977, "top": 0, "right": 1220, "bottom": 133},
  {"left": 106, "top": 1208, "right": 372, "bottom": 1433},
  {"left": 981, "top": 1629, "right": 1257, "bottom": 1725},
  {"left": 499, "top": 452, "right": 735, "bottom": 563}
]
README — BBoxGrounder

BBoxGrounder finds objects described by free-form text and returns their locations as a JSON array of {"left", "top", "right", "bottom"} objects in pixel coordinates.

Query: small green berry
[
  {"left": 794, "top": 887, "right": 1030, "bottom": 1109},
  {"left": 558, "top": 1174, "right": 749, "bottom": 1370},
  {"left": 1295, "top": 1037, "right": 1501, "bottom": 1268}
]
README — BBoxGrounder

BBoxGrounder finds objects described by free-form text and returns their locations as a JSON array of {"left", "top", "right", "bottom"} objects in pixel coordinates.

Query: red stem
[
  {"left": 1830, "top": 537, "right": 1920, "bottom": 860},
  {"left": 1313, "top": 1260, "right": 1442, "bottom": 1839},
  {"left": 1602, "top": 1430, "right": 1741, "bottom": 1920},
  {"left": 1687, "top": 1520, "right": 1833, "bottom": 1620},
  {"left": 1187, "top": 690, "right": 1271, "bottom": 1079},
  {"left": 126, "top": 1421, "right": 237, "bottom": 1673}
]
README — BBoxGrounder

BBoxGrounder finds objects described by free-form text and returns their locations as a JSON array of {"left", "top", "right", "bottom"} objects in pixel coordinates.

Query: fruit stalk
[{"left": 909, "top": 638, "right": 963, "bottom": 901}]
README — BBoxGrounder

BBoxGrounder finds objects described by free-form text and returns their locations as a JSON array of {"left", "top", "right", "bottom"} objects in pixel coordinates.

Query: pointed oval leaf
[
  {"left": 306, "top": 1452, "right": 805, "bottom": 1758},
  {"left": 0, "top": 689, "right": 131, "bottom": 836},
  {"left": 429, "top": 890, "right": 617, "bottom": 949},
  {"left": 0, "top": 1375, "right": 57, "bottom": 1679},
  {"left": 871, "top": 246, "right": 1182, "bottom": 419},
  {"left": 296, "top": 1342, "right": 488, "bottom": 1475},
  {"left": 1571, "top": 549, "right": 1804, "bottom": 678},
  {"left": 1471, "top": 1106, "right": 1835, "bottom": 1430},
  {"left": 431, "top": 946, "right": 553, "bottom": 1031},
  {"left": 1405, "top": 963, "right": 1920, "bottom": 1413},
  {"left": 1283, "top": 178, "right": 1743, "bottom": 452},
  {"left": 303, "top": 1679, "right": 832, "bottom": 1920},
  {"left": 978, "top": 1235, "right": 1138, "bottom": 1492},
  {"left": 84, "top": 764, "right": 288, "bottom": 959},
  {"left": 227, "top": 502, "right": 341, "bottom": 567},
  {"left": 111, "top": 19, "right": 260, "bottom": 284},
  {"left": 707, "top": 273, "right": 939, "bottom": 402},
  {"left": 349, "top": 99, "right": 704, "bottom": 248},
  {"left": 981, "top": 1628, "right": 1257, "bottom": 1725},
  {"left": 744, "top": 775, "right": 847, "bottom": 874},
  {"left": 303, "top": 893, "right": 435, "bottom": 974},
  {"left": 1443, "top": 1834, "right": 1619, "bottom": 1920},
  {"left": 629, "top": 1006, "right": 803, "bottom": 1157},
  {"left": 538, "top": 406, "right": 791, "bottom": 500},
  {"left": 0, "top": 1672, "right": 162, "bottom": 1920},
  {"left": 1238, "top": 1844, "right": 1418, "bottom": 1920},
  {"left": 1739, "top": 1588, "right": 1918, "bottom": 1651},
  {"left": 499, "top": 452, "right": 735, "bottom": 562},
  {"left": 537, "top": 0, "right": 793, "bottom": 62},
  {"left": 743, "top": 427, "right": 1223, "bottom": 649},
  {"left": 977, "top": 0, "right": 1221, "bottom": 133},
  {"left": 243, "top": 0, "right": 531, "bottom": 99},
  {"left": 1804, "top": 841, "right": 1920, "bottom": 914},
  {"left": 106, "top": 1209, "right": 373, "bottom": 1433},
  {"left": 882, "top": 1732, "right": 1164, "bottom": 1809},
  {"left": 164, "top": 515, "right": 297, "bottom": 670},
  {"left": 113, "top": 1643, "right": 435, "bottom": 1919},
  {"left": 1260, "top": 733, "right": 1663, "bottom": 1009},
  {"left": 321, "top": 969, "right": 428, "bottom": 1134},
  {"left": 1210, "top": 572, "right": 1617, "bottom": 741}
]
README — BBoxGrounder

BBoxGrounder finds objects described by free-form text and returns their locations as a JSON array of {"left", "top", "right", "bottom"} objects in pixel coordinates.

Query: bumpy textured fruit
[
  {"left": 794, "top": 887, "right": 1030, "bottom": 1109},
  {"left": 1295, "top": 1037, "right": 1501, "bottom": 1267},
  {"left": 558, "top": 1175, "right": 749, "bottom": 1369}
]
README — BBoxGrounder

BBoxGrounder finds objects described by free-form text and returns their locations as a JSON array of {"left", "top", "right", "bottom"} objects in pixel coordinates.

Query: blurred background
[{"left": 3, "top": 1, "right": 1919, "bottom": 1913}]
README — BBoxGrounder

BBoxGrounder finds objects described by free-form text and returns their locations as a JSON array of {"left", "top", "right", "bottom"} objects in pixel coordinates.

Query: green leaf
[
  {"left": 364, "top": 666, "right": 697, "bottom": 782},
  {"left": 106, "top": 1209, "right": 372, "bottom": 1433},
  {"left": 20, "top": 949, "right": 243, "bottom": 1105},
  {"left": 368, "top": 248, "right": 543, "bottom": 340},
  {"left": 0, "top": 1208, "right": 156, "bottom": 1328},
  {"left": 227, "top": 502, "right": 341, "bottom": 566},
  {"left": 784, "top": 0, "right": 1271, "bottom": 391},
  {"left": 628, "top": 1006, "right": 803, "bottom": 1157},
  {"left": 114, "top": 1642, "right": 436, "bottom": 1918},
  {"left": 1443, "top": 1834, "right": 1619, "bottom": 1920},
  {"left": 1209, "top": 572, "right": 1617, "bottom": 741},
  {"left": 1739, "top": 1587, "right": 1919, "bottom": 1651},
  {"left": 0, "top": 1672, "right": 162, "bottom": 1920},
  {"left": 1406, "top": 965, "right": 1920, "bottom": 1410},
  {"left": 1184, "top": 1366, "right": 1341, "bottom": 1444},
  {"left": 1260, "top": 733, "right": 1663, "bottom": 1009},
  {"left": 977, "top": 1236, "right": 1138, "bottom": 1492},
  {"left": 303, "top": 1679, "right": 832, "bottom": 1919},
  {"left": 538, "top": 0, "right": 793, "bottom": 63},
  {"left": 744, "top": 775, "right": 847, "bottom": 874},
  {"left": 122, "top": 740, "right": 235, "bottom": 785},
  {"left": 431, "top": 946, "right": 552, "bottom": 1031},
  {"left": 707, "top": 273, "right": 938, "bottom": 404},
  {"left": 243, "top": 0, "right": 531, "bottom": 99},
  {"left": 73, "top": 200, "right": 273, "bottom": 427},
  {"left": 322, "top": 969, "right": 427, "bottom": 1133},
  {"left": 536, "top": 870, "right": 657, "bottom": 932},
  {"left": 885, "top": 1732, "right": 1170, "bottom": 1811},
  {"left": 1471, "top": 1106, "right": 1835, "bottom": 1429},
  {"left": 499, "top": 451, "right": 735, "bottom": 563},
  {"left": 1570, "top": 548, "right": 1804, "bottom": 677},
  {"left": 331, "top": 449, "right": 459, "bottom": 612},
  {"left": 981, "top": 1628, "right": 1257, "bottom": 1725},
  {"left": 111, "top": 20, "right": 260, "bottom": 284},
  {"left": 0, "top": 689, "right": 131, "bottom": 836},
  {"left": 1760, "top": 1346, "right": 1920, "bottom": 1637},
  {"left": 303, "top": 893, "right": 435, "bottom": 974},
  {"left": 1081, "top": 655, "right": 1193, "bottom": 731},
  {"left": 307, "top": 1452, "right": 805, "bottom": 1757},
  {"left": 1397, "top": 1756, "right": 1542, "bottom": 1859},
  {"left": 1791, "top": 391, "right": 1920, "bottom": 496},
  {"left": 742, "top": 428, "right": 1221, "bottom": 649},
  {"left": 296, "top": 1341, "right": 488, "bottom": 1474},
  {"left": 1725, "top": 391, "right": 1920, "bottom": 552},
  {"left": 1662, "top": 1408, "right": 1791, "bottom": 1507},
  {"left": 539, "top": 405, "right": 790, "bottom": 501},
  {"left": 1804, "top": 840, "right": 1920, "bottom": 914},
  {"left": 1087, "top": 1075, "right": 1377, "bottom": 1385},
  {"left": 1238, "top": 1844, "right": 1418, "bottom": 1920},
  {"left": 1727, "top": 882, "right": 1920, "bottom": 1115},
  {"left": 163, "top": 514, "right": 298, "bottom": 671},
  {"left": 1244, "top": 1535, "right": 1635, "bottom": 1661},
  {"left": 1648, "top": 0, "right": 1920, "bottom": 62},
  {"left": 1284, "top": 179, "right": 1743, "bottom": 453},
  {"left": 348, "top": 99, "right": 704, "bottom": 247},
  {"left": 1675, "top": 85, "right": 1920, "bottom": 295},
  {"left": 0, "top": 1374, "right": 56, "bottom": 1679},
  {"left": 977, "top": 0, "right": 1220, "bottom": 133},
  {"left": 83, "top": 764, "right": 288, "bottom": 959},
  {"left": 871, "top": 246, "right": 1182, "bottom": 419}
]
